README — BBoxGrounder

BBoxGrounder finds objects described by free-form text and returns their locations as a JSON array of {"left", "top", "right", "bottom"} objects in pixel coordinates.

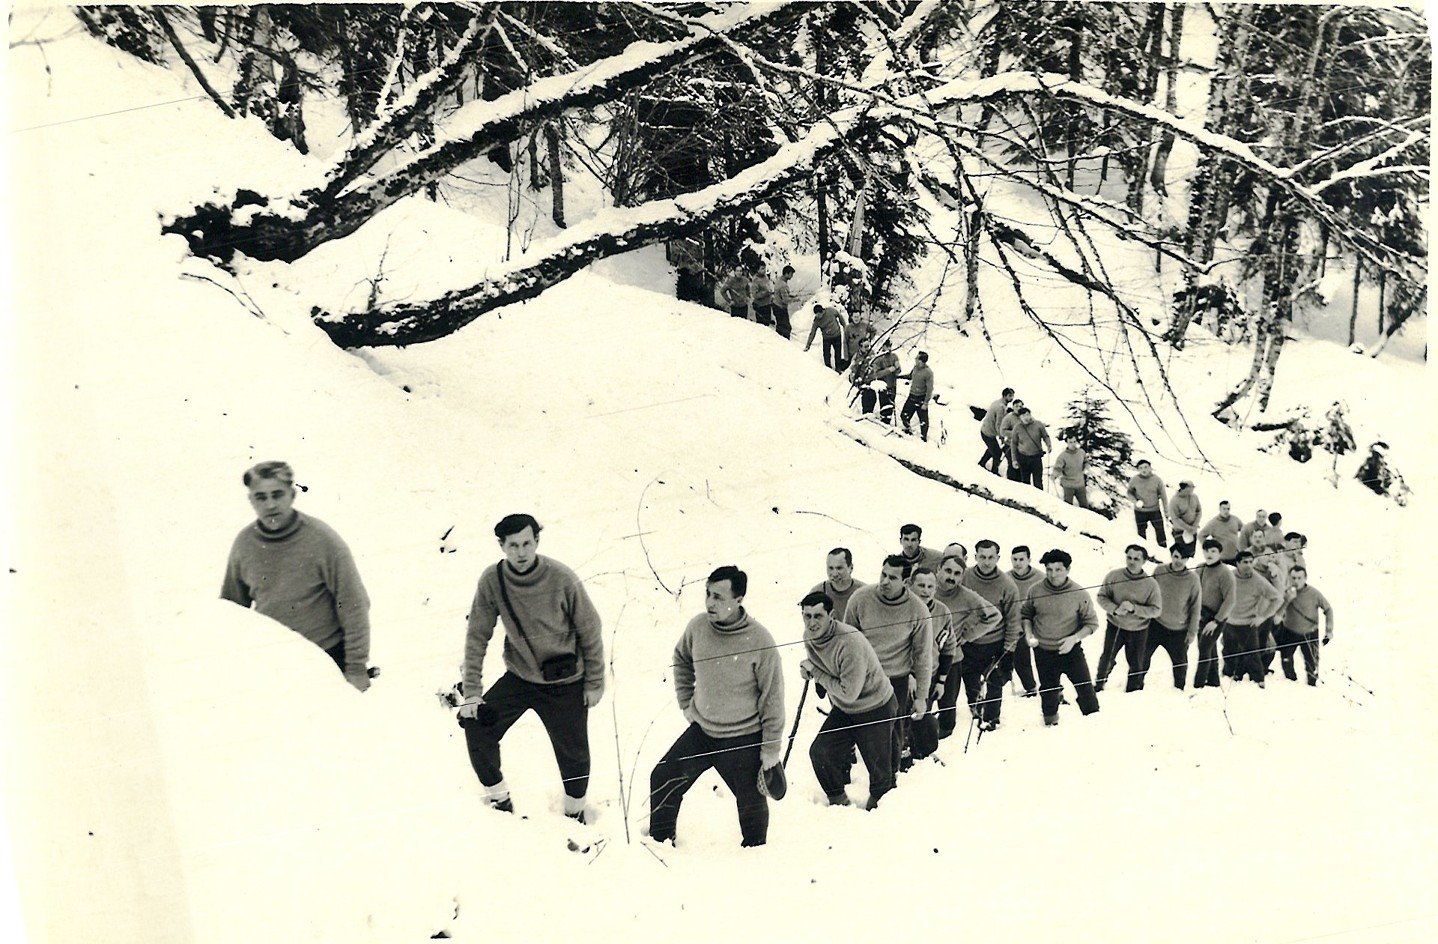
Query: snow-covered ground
[{"left": 4, "top": 23, "right": 1436, "bottom": 944}]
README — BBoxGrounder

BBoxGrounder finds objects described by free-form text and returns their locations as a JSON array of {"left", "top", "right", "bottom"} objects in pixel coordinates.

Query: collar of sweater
[
  {"left": 1043, "top": 577, "right": 1072, "bottom": 592},
  {"left": 878, "top": 586, "right": 912, "bottom": 606},
  {"left": 969, "top": 566, "right": 1003, "bottom": 582},
  {"left": 810, "top": 618, "right": 838, "bottom": 646},
  {"left": 253, "top": 510, "right": 305, "bottom": 542},
  {"left": 709, "top": 608, "right": 751, "bottom": 634},
  {"left": 502, "top": 556, "right": 552, "bottom": 587}
]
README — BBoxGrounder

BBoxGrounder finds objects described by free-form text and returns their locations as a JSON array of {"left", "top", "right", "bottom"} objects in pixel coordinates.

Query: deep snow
[{"left": 4, "top": 18, "right": 1436, "bottom": 944}]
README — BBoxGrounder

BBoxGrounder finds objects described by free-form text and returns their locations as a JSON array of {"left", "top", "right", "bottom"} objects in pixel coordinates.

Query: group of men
[
  {"left": 222, "top": 462, "right": 1334, "bottom": 852},
  {"left": 718, "top": 262, "right": 797, "bottom": 338}
]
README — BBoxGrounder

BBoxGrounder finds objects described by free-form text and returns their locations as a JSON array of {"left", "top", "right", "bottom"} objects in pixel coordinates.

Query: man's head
[
  {"left": 1218, "top": 500, "right": 1231, "bottom": 518},
  {"left": 974, "top": 539, "right": 1000, "bottom": 574},
  {"left": 1179, "top": 480, "right": 1195, "bottom": 493},
  {"left": 495, "top": 513, "right": 543, "bottom": 570},
  {"left": 1002, "top": 387, "right": 1015, "bottom": 402},
  {"left": 1289, "top": 565, "right": 1308, "bottom": 590},
  {"left": 1284, "top": 532, "right": 1304, "bottom": 550},
  {"left": 1136, "top": 459, "right": 1153, "bottom": 476},
  {"left": 799, "top": 590, "right": 833, "bottom": 638},
  {"left": 706, "top": 565, "right": 747, "bottom": 622},
  {"left": 915, "top": 351, "right": 929, "bottom": 365},
  {"left": 1254, "top": 508, "right": 1268, "bottom": 526},
  {"left": 910, "top": 567, "right": 937, "bottom": 602},
  {"left": 1039, "top": 548, "right": 1072, "bottom": 582},
  {"left": 899, "top": 524, "right": 923, "bottom": 557},
  {"left": 1017, "top": 406, "right": 1033, "bottom": 422},
  {"left": 1268, "top": 511, "right": 1283, "bottom": 527},
  {"left": 1010, "top": 398, "right": 1025, "bottom": 414},
  {"left": 244, "top": 460, "right": 297, "bottom": 531},
  {"left": 1064, "top": 438, "right": 1079, "bottom": 451},
  {"left": 1235, "top": 550, "right": 1255, "bottom": 577},
  {"left": 1011, "top": 545, "right": 1032, "bottom": 572},
  {"left": 1168, "top": 545, "right": 1187, "bottom": 569},
  {"left": 826, "top": 547, "right": 854, "bottom": 587},
  {"left": 879, "top": 555, "right": 911, "bottom": 598},
  {"left": 1202, "top": 538, "right": 1223, "bottom": 565},
  {"left": 781, "top": 264, "right": 795, "bottom": 279},
  {"left": 1124, "top": 544, "right": 1148, "bottom": 572},
  {"left": 937, "top": 555, "right": 964, "bottom": 591},
  {"left": 943, "top": 542, "right": 968, "bottom": 567}
]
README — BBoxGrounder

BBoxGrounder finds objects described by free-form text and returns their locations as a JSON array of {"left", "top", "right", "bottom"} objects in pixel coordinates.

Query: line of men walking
[{"left": 222, "top": 463, "right": 1334, "bottom": 851}]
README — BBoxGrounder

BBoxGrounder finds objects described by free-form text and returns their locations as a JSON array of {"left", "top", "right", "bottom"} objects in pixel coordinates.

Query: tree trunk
[
  {"left": 1126, "top": 6, "right": 1166, "bottom": 214},
  {"left": 1378, "top": 268, "right": 1387, "bottom": 334},
  {"left": 1348, "top": 257, "right": 1361, "bottom": 346},
  {"left": 962, "top": 203, "right": 982, "bottom": 329},
  {"left": 1065, "top": 11, "right": 1084, "bottom": 190},
  {"left": 545, "top": 122, "right": 566, "bottom": 228},
  {"left": 153, "top": 9, "right": 235, "bottom": 119},
  {"left": 1149, "top": 3, "right": 1184, "bottom": 196}
]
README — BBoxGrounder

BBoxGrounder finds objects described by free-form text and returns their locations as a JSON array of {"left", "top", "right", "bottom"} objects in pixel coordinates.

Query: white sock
[
  {"left": 563, "top": 795, "right": 587, "bottom": 816},
  {"left": 486, "top": 780, "right": 510, "bottom": 802}
]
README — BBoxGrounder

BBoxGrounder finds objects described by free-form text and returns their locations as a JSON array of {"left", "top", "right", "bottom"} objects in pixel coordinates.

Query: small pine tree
[{"left": 1057, "top": 389, "right": 1134, "bottom": 519}]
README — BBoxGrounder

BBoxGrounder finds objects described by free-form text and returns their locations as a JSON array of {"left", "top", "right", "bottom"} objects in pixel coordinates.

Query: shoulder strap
[{"left": 495, "top": 562, "right": 535, "bottom": 652}]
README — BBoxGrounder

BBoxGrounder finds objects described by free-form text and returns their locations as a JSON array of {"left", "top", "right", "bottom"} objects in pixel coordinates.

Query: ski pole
[{"left": 782, "top": 678, "right": 811, "bottom": 769}]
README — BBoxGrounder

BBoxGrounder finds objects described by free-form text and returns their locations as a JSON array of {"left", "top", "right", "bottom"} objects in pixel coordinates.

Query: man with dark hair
[
  {"left": 1021, "top": 549, "right": 1101, "bottom": 725},
  {"left": 800, "top": 592, "right": 898, "bottom": 809},
  {"left": 222, "top": 460, "right": 373, "bottom": 691},
  {"left": 1264, "top": 512, "right": 1288, "bottom": 551},
  {"left": 868, "top": 340, "right": 901, "bottom": 423},
  {"left": 843, "top": 556, "right": 934, "bottom": 772},
  {"left": 898, "top": 523, "right": 944, "bottom": 575},
  {"left": 1007, "top": 545, "right": 1042, "bottom": 697},
  {"left": 898, "top": 351, "right": 935, "bottom": 441},
  {"left": 1009, "top": 405, "right": 1052, "bottom": 490},
  {"left": 750, "top": 267, "right": 775, "bottom": 328},
  {"left": 1224, "top": 551, "right": 1284, "bottom": 687},
  {"left": 719, "top": 265, "right": 752, "bottom": 319},
  {"left": 1127, "top": 460, "right": 1169, "bottom": 547},
  {"left": 1198, "top": 501, "right": 1244, "bottom": 565},
  {"left": 998, "top": 398, "right": 1026, "bottom": 481},
  {"left": 1144, "top": 545, "right": 1201, "bottom": 689},
  {"left": 1272, "top": 566, "right": 1334, "bottom": 685},
  {"left": 811, "top": 547, "right": 867, "bottom": 622},
  {"left": 773, "top": 264, "right": 796, "bottom": 339},
  {"left": 908, "top": 567, "right": 958, "bottom": 758},
  {"left": 1238, "top": 508, "right": 1268, "bottom": 555},
  {"left": 959, "top": 539, "right": 1021, "bottom": 731},
  {"left": 979, "top": 388, "right": 1016, "bottom": 475},
  {"left": 458, "top": 514, "right": 605, "bottom": 818},
  {"left": 1050, "top": 437, "right": 1089, "bottom": 508},
  {"left": 843, "top": 316, "right": 874, "bottom": 373},
  {"left": 1095, "top": 544, "right": 1164, "bottom": 693},
  {"left": 650, "top": 566, "right": 784, "bottom": 847},
  {"left": 804, "top": 301, "right": 846, "bottom": 371},
  {"left": 1169, "top": 480, "right": 1202, "bottom": 559},
  {"left": 1194, "top": 539, "right": 1236, "bottom": 688}
]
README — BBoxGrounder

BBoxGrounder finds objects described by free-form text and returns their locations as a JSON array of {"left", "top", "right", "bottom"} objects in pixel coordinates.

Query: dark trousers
[
  {"left": 900, "top": 395, "right": 930, "bottom": 440},
  {"left": 1096, "top": 621, "right": 1151, "bottom": 692},
  {"left": 1033, "top": 644, "right": 1101, "bottom": 719},
  {"left": 649, "top": 724, "right": 767, "bottom": 847},
  {"left": 959, "top": 640, "right": 1006, "bottom": 724},
  {"left": 754, "top": 303, "right": 774, "bottom": 327},
  {"left": 860, "top": 387, "right": 877, "bottom": 415},
  {"left": 1060, "top": 485, "right": 1090, "bottom": 508},
  {"left": 324, "top": 638, "right": 346, "bottom": 671},
  {"left": 936, "top": 667, "right": 963, "bottom": 738},
  {"left": 1174, "top": 532, "right": 1198, "bottom": 559},
  {"left": 1007, "top": 450, "right": 1023, "bottom": 481},
  {"left": 1141, "top": 622, "right": 1190, "bottom": 689},
  {"left": 1223, "top": 622, "right": 1265, "bottom": 683},
  {"left": 775, "top": 306, "right": 792, "bottom": 339},
  {"left": 979, "top": 433, "right": 1005, "bottom": 474},
  {"left": 1194, "top": 607, "right": 1222, "bottom": 688},
  {"left": 1135, "top": 509, "right": 1168, "bottom": 547},
  {"left": 812, "top": 696, "right": 898, "bottom": 805},
  {"left": 889, "top": 675, "right": 914, "bottom": 771},
  {"left": 463, "top": 672, "right": 590, "bottom": 798},
  {"left": 822, "top": 334, "right": 842, "bottom": 370},
  {"left": 878, "top": 389, "right": 896, "bottom": 424},
  {"left": 1270, "top": 626, "right": 1321, "bottom": 683},
  {"left": 1010, "top": 635, "right": 1038, "bottom": 694},
  {"left": 1016, "top": 453, "right": 1044, "bottom": 488},
  {"left": 729, "top": 304, "right": 749, "bottom": 319}
]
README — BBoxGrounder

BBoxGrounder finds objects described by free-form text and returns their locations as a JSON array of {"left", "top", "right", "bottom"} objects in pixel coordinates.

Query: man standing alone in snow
[
  {"left": 458, "top": 514, "right": 605, "bottom": 819},
  {"left": 1169, "top": 480, "right": 1202, "bottom": 559},
  {"left": 1273, "top": 565, "right": 1334, "bottom": 685},
  {"left": 898, "top": 351, "right": 935, "bottom": 441},
  {"left": 222, "top": 460, "right": 373, "bottom": 692},
  {"left": 650, "top": 566, "right": 784, "bottom": 847},
  {"left": 1127, "top": 460, "right": 1170, "bottom": 548},
  {"left": 1050, "top": 437, "right": 1089, "bottom": 508},
  {"left": 1021, "top": 549, "right": 1101, "bottom": 726},
  {"left": 804, "top": 301, "right": 846, "bottom": 370}
]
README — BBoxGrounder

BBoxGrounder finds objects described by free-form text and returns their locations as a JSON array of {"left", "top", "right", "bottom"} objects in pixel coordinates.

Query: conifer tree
[{"left": 1056, "top": 388, "right": 1133, "bottom": 519}]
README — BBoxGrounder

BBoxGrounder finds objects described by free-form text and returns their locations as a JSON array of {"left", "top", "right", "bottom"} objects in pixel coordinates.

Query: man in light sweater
[
  {"left": 1224, "top": 551, "right": 1284, "bottom": 687},
  {"left": 899, "top": 523, "right": 945, "bottom": 575},
  {"left": 843, "top": 556, "right": 934, "bottom": 773},
  {"left": 459, "top": 514, "right": 605, "bottom": 819},
  {"left": 932, "top": 554, "right": 992, "bottom": 737},
  {"left": 800, "top": 592, "right": 897, "bottom": 810},
  {"left": 719, "top": 266, "right": 752, "bottom": 319},
  {"left": 1009, "top": 406, "right": 1052, "bottom": 490},
  {"left": 1050, "top": 438, "right": 1089, "bottom": 508},
  {"left": 810, "top": 547, "right": 867, "bottom": 622},
  {"left": 979, "top": 387, "right": 1015, "bottom": 475},
  {"left": 804, "top": 301, "right": 846, "bottom": 371},
  {"left": 1095, "top": 544, "right": 1164, "bottom": 693},
  {"left": 1007, "top": 545, "right": 1042, "bottom": 697},
  {"left": 222, "top": 461, "right": 373, "bottom": 691},
  {"left": 908, "top": 568, "right": 958, "bottom": 759},
  {"left": 1126, "top": 460, "right": 1169, "bottom": 548},
  {"left": 1021, "top": 549, "right": 1101, "bottom": 725},
  {"left": 1238, "top": 508, "right": 1268, "bottom": 555},
  {"left": 1198, "top": 500, "right": 1244, "bottom": 565},
  {"left": 843, "top": 316, "right": 874, "bottom": 372},
  {"left": 1273, "top": 565, "right": 1334, "bottom": 685},
  {"left": 650, "top": 566, "right": 784, "bottom": 847},
  {"left": 1143, "top": 546, "right": 1201, "bottom": 690},
  {"left": 1194, "top": 539, "right": 1236, "bottom": 688},
  {"left": 1169, "top": 480, "right": 1203, "bottom": 560},
  {"left": 750, "top": 268, "right": 776, "bottom": 328},
  {"left": 898, "top": 351, "right": 935, "bottom": 441},
  {"left": 959, "top": 539, "right": 1020, "bottom": 731},
  {"left": 999, "top": 398, "right": 1026, "bottom": 481},
  {"left": 772, "top": 264, "right": 796, "bottom": 339}
]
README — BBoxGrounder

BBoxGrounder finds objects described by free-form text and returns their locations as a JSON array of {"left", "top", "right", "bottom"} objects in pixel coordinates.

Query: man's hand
[
  {"left": 1025, "top": 634, "right": 1039, "bottom": 650},
  {"left": 908, "top": 676, "right": 917, "bottom": 698},
  {"left": 910, "top": 700, "right": 928, "bottom": 721},
  {"left": 1116, "top": 600, "right": 1135, "bottom": 616},
  {"left": 933, "top": 679, "right": 945, "bottom": 701},
  {"left": 583, "top": 688, "right": 603, "bottom": 709},
  {"left": 1057, "top": 636, "right": 1078, "bottom": 655},
  {"left": 344, "top": 666, "right": 371, "bottom": 693},
  {"left": 1285, "top": 586, "right": 1298, "bottom": 601},
  {"left": 1202, "top": 620, "right": 1219, "bottom": 637},
  {"left": 458, "top": 696, "right": 484, "bottom": 720},
  {"left": 799, "top": 660, "right": 815, "bottom": 681},
  {"left": 1322, "top": 634, "right": 1332, "bottom": 646}
]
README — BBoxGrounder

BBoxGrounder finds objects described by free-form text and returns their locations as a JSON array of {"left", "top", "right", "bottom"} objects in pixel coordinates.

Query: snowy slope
[{"left": 5, "top": 24, "right": 1437, "bottom": 944}]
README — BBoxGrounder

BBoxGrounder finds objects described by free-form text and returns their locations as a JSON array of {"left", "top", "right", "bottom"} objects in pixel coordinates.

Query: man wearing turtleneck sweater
[
  {"left": 1095, "top": 545, "right": 1164, "bottom": 693},
  {"left": 932, "top": 555, "right": 986, "bottom": 737},
  {"left": 958, "top": 540, "right": 1021, "bottom": 731},
  {"left": 898, "top": 523, "right": 945, "bottom": 576},
  {"left": 1020, "top": 549, "right": 1100, "bottom": 725},
  {"left": 1224, "top": 551, "right": 1284, "bottom": 687},
  {"left": 800, "top": 592, "right": 898, "bottom": 809},
  {"left": 1195, "top": 540, "right": 1236, "bottom": 688},
  {"left": 650, "top": 566, "right": 785, "bottom": 847},
  {"left": 843, "top": 556, "right": 934, "bottom": 773},
  {"left": 222, "top": 461, "right": 372, "bottom": 692},
  {"left": 809, "top": 547, "right": 867, "bottom": 623},
  {"left": 1007, "top": 546, "right": 1043, "bottom": 697},
  {"left": 1143, "top": 546, "right": 1201, "bottom": 690},
  {"left": 459, "top": 514, "right": 605, "bottom": 819},
  {"left": 909, "top": 567, "right": 958, "bottom": 759}
]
